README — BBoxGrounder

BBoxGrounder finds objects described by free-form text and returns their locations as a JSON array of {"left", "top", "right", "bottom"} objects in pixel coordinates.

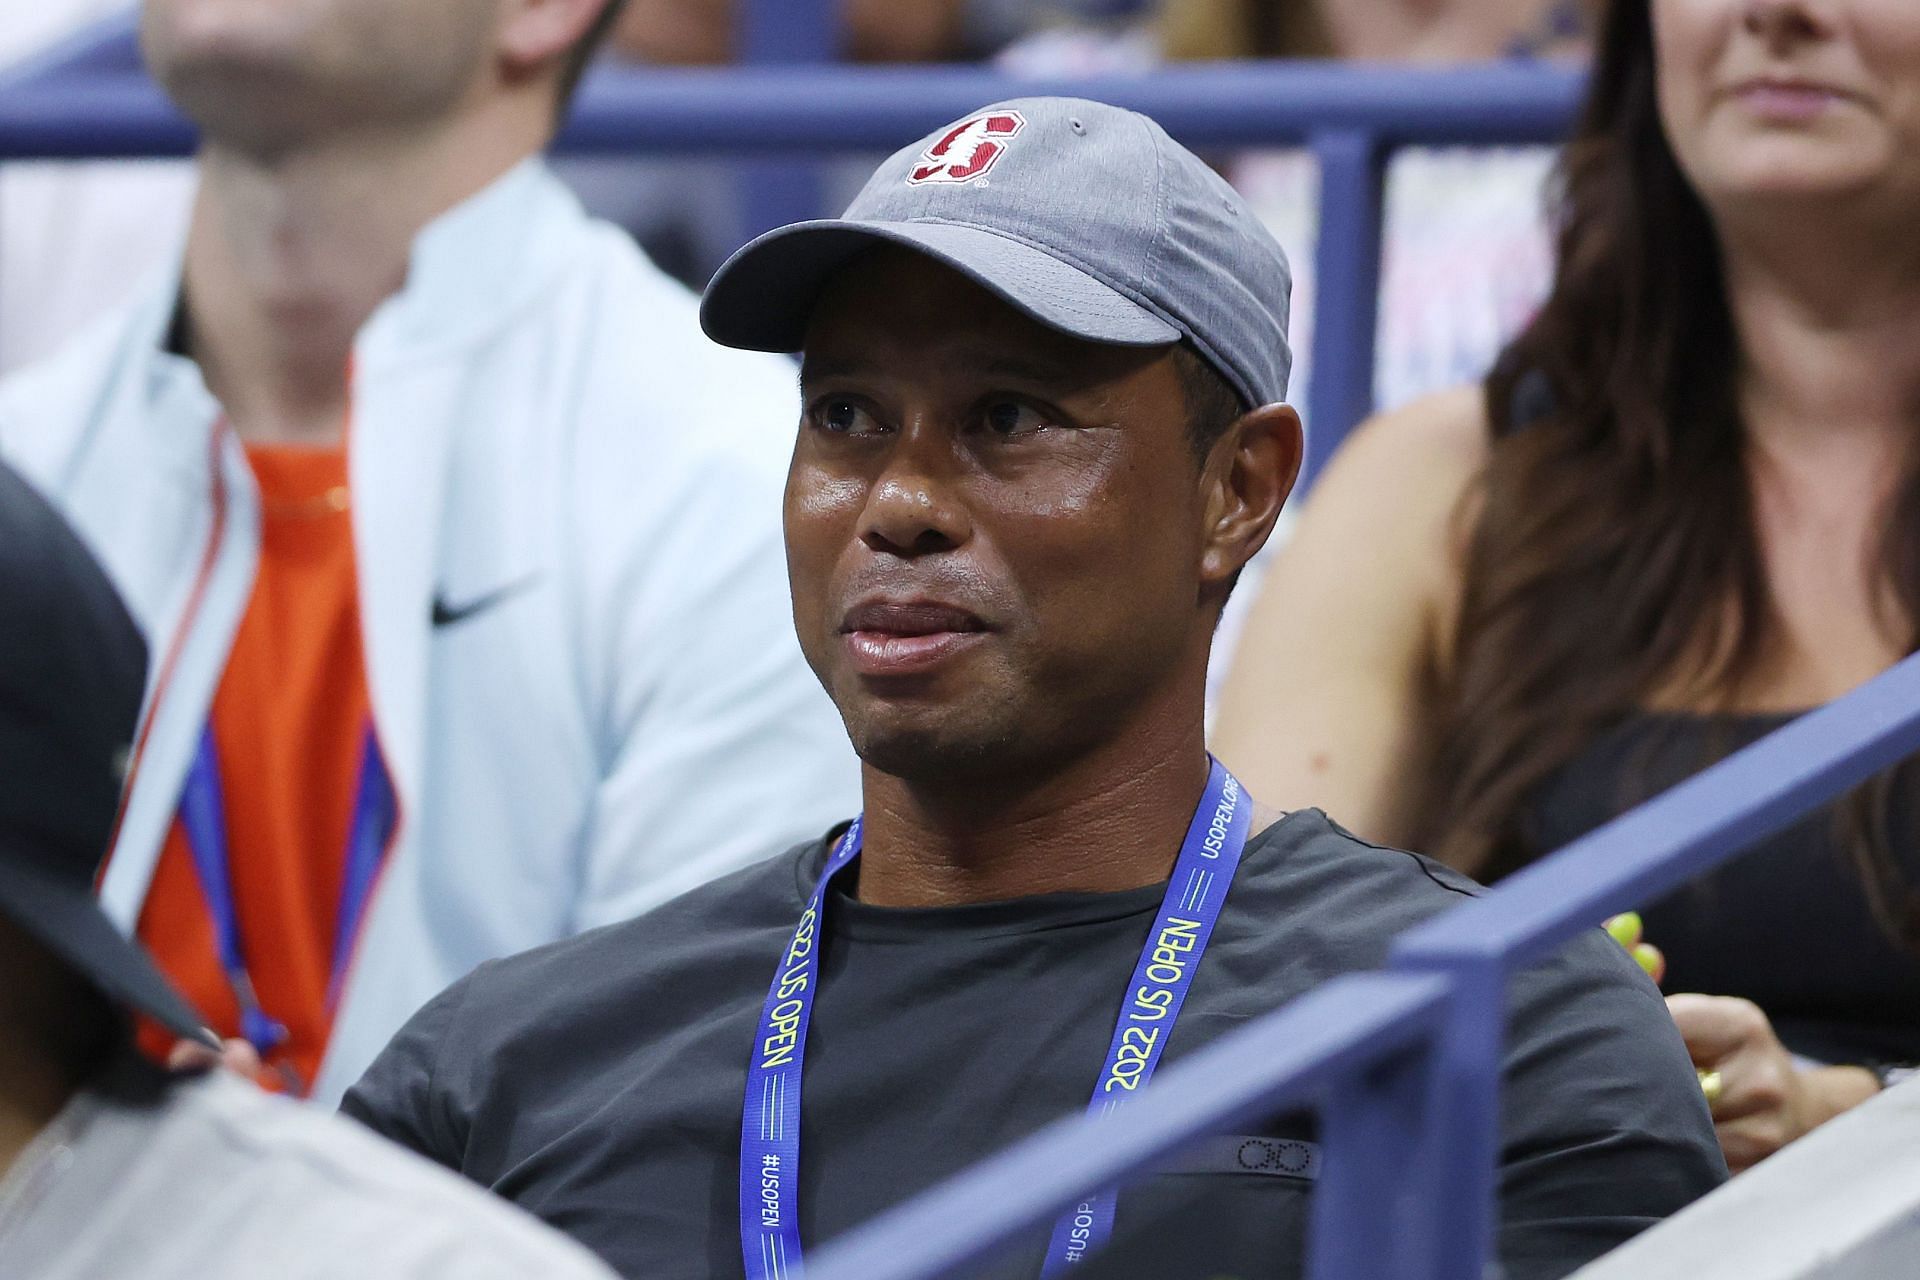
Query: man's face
[
  {"left": 788, "top": 248, "right": 1231, "bottom": 785},
  {"left": 142, "top": 0, "right": 500, "bottom": 151}
]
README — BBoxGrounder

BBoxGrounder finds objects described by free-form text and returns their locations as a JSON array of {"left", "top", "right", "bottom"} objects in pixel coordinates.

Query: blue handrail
[
  {"left": 0, "top": 10, "right": 142, "bottom": 86},
  {"left": 0, "top": 62, "right": 1585, "bottom": 155},
  {"left": 810, "top": 651, "right": 1920, "bottom": 1280},
  {"left": 734, "top": 0, "right": 839, "bottom": 244},
  {"left": 806, "top": 971, "right": 1453, "bottom": 1278},
  {"left": 1396, "top": 657, "right": 1920, "bottom": 970}
]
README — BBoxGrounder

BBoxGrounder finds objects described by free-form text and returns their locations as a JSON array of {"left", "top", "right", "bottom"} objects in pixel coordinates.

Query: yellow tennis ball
[
  {"left": 1603, "top": 912, "right": 1643, "bottom": 949},
  {"left": 1631, "top": 942, "right": 1666, "bottom": 986}
]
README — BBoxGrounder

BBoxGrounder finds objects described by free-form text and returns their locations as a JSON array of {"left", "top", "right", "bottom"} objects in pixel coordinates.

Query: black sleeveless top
[
  {"left": 1494, "top": 375, "right": 1920, "bottom": 1064},
  {"left": 1517, "top": 713, "right": 1920, "bottom": 1064}
]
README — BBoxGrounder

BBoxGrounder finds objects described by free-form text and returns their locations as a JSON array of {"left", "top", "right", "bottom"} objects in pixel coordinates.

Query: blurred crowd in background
[
  {"left": 2, "top": 0, "right": 1590, "bottom": 393},
  {"left": 1, "top": 0, "right": 1596, "bottom": 699}
]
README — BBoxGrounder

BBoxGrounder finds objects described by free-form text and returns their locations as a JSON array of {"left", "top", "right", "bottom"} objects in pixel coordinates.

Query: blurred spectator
[
  {"left": 0, "top": 0, "right": 856, "bottom": 1104},
  {"left": 1219, "top": 0, "right": 1920, "bottom": 1171},
  {"left": 0, "top": 460, "right": 615, "bottom": 1280}
]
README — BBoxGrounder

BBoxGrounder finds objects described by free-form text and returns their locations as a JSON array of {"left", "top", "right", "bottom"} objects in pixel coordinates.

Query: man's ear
[
  {"left": 1198, "top": 403, "right": 1304, "bottom": 591},
  {"left": 496, "top": 0, "right": 611, "bottom": 84}
]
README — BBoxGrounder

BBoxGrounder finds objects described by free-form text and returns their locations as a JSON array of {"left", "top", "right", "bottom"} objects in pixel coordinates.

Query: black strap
[{"left": 1501, "top": 367, "right": 1558, "bottom": 437}]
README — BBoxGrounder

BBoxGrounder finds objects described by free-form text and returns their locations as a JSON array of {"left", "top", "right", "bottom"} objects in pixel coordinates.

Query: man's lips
[
  {"left": 838, "top": 599, "right": 991, "bottom": 677},
  {"left": 841, "top": 600, "right": 988, "bottom": 635}
]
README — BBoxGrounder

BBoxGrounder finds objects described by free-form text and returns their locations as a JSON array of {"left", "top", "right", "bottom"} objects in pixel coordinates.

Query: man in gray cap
[{"left": 344, "top": 98, "right": 1724, "bottom": 1279}]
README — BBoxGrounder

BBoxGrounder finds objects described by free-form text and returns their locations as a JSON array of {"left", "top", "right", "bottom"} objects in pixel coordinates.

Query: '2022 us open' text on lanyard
[{"left": 738, "top": 757, "right": 1254, "bottom": 1278}]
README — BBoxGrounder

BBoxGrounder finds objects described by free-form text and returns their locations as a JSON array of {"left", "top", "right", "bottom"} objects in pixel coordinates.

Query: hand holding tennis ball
[{"left": 1602, "top": 912, "right": 1666, "bottom": 985}]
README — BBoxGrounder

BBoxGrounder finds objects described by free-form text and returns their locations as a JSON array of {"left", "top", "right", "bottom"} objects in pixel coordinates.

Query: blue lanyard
[
  {"left": 739, "top": 758, "right": 1254, "bottom": 1279},
  {"left": 177, "top": 721, "right": 397, "bottom": 1078}
]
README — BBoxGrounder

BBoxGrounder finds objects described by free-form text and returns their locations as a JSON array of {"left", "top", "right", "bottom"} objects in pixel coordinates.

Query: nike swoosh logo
[{"left": 431, "top": 575, "right": 539, "bottom": 628}]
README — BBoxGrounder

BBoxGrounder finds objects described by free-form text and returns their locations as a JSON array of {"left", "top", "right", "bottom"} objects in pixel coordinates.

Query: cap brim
[
  {"left": 0, "top": 850, "right": 216, "bottom": 1049},
  {"left": 700, "top": 219, "right": 1182, "bottom": 353}
]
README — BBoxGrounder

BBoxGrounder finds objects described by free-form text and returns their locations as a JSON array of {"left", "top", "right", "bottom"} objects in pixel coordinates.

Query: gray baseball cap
[{"left": 700, "top": 96, "right": 1293, "bottom": 408}]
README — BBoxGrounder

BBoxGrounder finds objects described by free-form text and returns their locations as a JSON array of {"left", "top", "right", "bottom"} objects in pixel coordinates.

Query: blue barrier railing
[
  {"left": 0, "top": 51, "right": 1582, "bottom": 481},
  {"left": 0, "top": 10, "right": 143, "bottom": 85},
  {"left": 809, "top": 970, "right": 1456, "bottom": 1278},
  {"left": 736, "top": 0, "right": 838, "bottom": 243},
  {"left": 809, "top": 652, "right": 1920, "bottom": 1280}
]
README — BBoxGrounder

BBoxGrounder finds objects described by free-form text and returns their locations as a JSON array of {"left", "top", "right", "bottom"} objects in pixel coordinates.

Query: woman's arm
[{"left": 1214, "top": 385, "right": 1489, "bottom": 847}]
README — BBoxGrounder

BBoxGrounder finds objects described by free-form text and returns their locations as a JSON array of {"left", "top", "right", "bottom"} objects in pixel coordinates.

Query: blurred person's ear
[{"left": 498, "top": 0, "right": 617, "bottom": 81}]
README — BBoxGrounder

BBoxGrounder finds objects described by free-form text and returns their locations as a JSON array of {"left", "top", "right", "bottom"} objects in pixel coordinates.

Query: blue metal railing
[
  {"left": 808, "top": 653, "right": 1920, "bottom": 1280},
  {"left": 808, "top": 971, "right": 1457, "bottom": 1278},
  {"left": 735, "top": 0, "right": 839, "bottom": 243},
  {"left": 0, "top": 10, "right": 144, "bottom": 85},
  {"left": 0, "top": 43, "right": 1582, "bottom": 482},
  {"left": 17, "top": 21, "right": 1908, "bottom": 1280}
]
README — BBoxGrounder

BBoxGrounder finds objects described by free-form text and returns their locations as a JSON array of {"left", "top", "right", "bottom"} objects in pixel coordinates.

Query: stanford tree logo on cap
[{"left": 906, "top": 111, "right": 1025, "bottom": 186}]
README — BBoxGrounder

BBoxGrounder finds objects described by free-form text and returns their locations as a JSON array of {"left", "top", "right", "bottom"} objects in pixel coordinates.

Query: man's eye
[
  {"left": 983, "top": 401, "right": 1052, "bottom": 437},
  {"left": 814, "top": 398, "right": 881, "bottom": 435}
]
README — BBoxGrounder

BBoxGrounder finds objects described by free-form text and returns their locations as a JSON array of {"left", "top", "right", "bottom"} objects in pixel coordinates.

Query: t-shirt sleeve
[
  {"left": 1494, "top": 930, "right": 1729, "bottom": 1279},
  {"left": 339, "top": 967, "right": 482, "bottom": 1172}
]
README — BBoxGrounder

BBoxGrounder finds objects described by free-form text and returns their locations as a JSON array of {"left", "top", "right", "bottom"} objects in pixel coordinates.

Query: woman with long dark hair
[{"left": 1218, "top": 0, "right": 1920, "bottom": 1171}]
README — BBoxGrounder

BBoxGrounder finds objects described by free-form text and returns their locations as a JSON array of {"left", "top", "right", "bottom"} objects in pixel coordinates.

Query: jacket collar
[
  {"left": 358, "top": 158, "right": 587, "bottom": 369},
  {"left": 131, "top": 157, "right": 587, "bottom": 384}
]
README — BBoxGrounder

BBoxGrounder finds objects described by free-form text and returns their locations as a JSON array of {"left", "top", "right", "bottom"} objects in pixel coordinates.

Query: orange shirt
[{"left": 137, "top": 443, "right": 386, "bottom": 1092}]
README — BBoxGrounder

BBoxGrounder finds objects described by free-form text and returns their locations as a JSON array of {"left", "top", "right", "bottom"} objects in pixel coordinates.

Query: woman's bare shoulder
[
  {"left": 1322, "top": 384, "right": 1491, "bottom": 505},
  {"left": 1214, "top": 385, "right": 1494, "bottom": 839},
  {"left": 1301, "top": 384, "right": 1491, "bottom": 584}
]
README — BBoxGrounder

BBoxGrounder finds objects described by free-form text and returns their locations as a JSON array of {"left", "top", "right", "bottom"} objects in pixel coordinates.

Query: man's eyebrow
[
  {"left": 797, "top": 356, "right": 872, "bottom": 384},
  {"left": 799, "top": 350, "right": 1089, "bottom": 388},
  {"left": 976, "top": 355, "right": 1078, "bottom": 384}
]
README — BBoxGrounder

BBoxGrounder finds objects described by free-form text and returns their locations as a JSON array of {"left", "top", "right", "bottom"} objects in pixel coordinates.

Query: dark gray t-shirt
[{"left": 343, "top": 810, "right": 1724, "bottom": 1280}]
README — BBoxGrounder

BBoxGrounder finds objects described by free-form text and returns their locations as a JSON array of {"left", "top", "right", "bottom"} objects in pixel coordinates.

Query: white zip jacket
[{"left": 0, "top": 160, "right": 860, "bottom": 1102}]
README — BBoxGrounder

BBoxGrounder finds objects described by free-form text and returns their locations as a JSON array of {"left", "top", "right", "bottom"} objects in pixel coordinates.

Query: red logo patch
[{"left": 907, "top": 111, "right": 1027, "bottom": 186}]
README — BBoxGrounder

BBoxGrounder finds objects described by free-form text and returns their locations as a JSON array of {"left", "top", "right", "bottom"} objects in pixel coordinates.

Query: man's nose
[{"left": 857, "top": 424, "right": 971, "bottom": 557}]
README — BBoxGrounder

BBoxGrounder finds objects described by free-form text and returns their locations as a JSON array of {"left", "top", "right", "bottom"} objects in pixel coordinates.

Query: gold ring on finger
[{"left": 1698, "top": 1068, "right": 1724, "bottom": 1107}]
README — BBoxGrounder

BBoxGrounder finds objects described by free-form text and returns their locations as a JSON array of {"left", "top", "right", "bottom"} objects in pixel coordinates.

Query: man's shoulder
[
  {"left": 1242, "top": 808, "right": 1482, "bottom": 937},
  {"left": 1240, "top": 810, "right": 1654, "bottom": 1009},
  {"left": 155, "top": 1074, "right": 616, "bottom": 1277},
  {"left": 454, "top": 835, "right": 830, "bottom": 1014}
]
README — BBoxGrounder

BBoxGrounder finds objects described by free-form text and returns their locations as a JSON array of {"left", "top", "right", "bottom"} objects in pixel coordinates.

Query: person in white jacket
[
  {"left": 0, "top": 0, "right": 858, "bottom": 1105},
  {"left": 0, "top": 457, "right": 618, "bottom": 1280}
]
